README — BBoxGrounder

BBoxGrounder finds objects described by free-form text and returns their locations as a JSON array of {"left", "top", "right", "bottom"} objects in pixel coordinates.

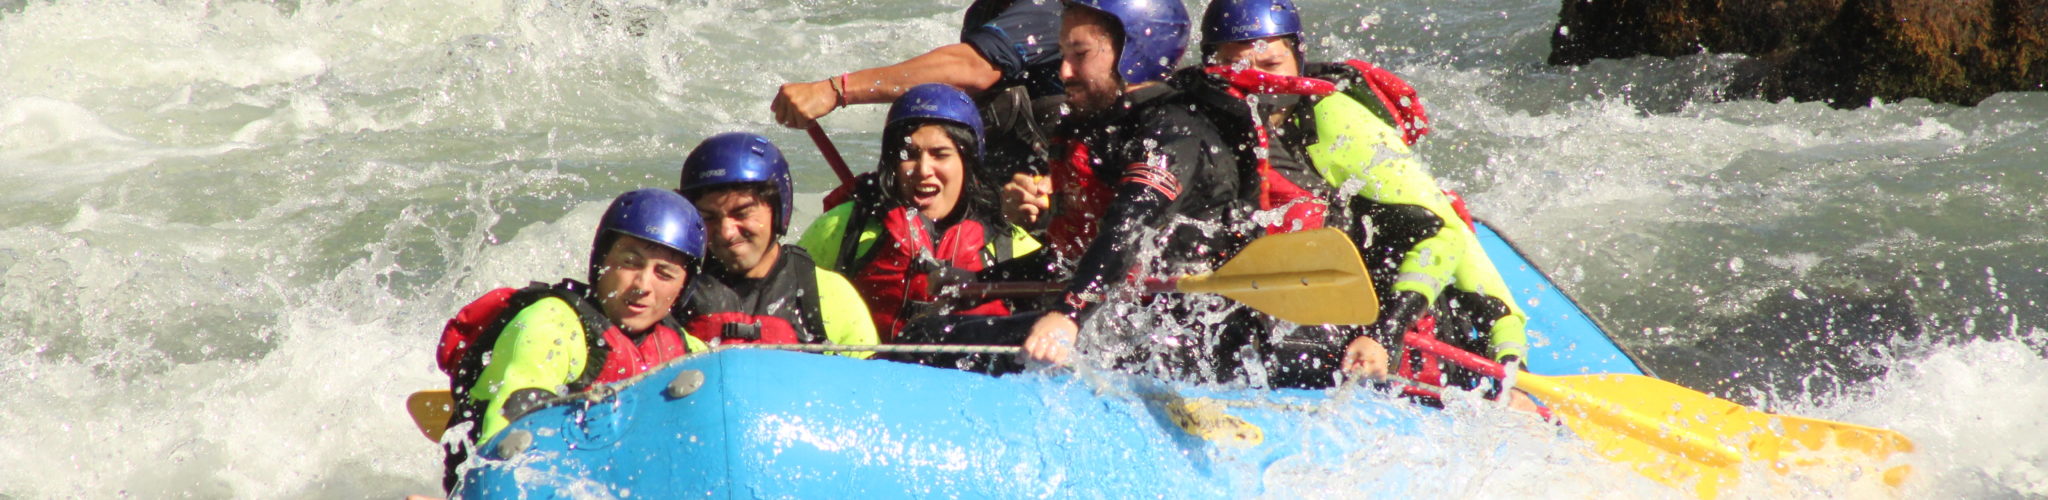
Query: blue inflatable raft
[{"left": 455, "top": 221, "right": 1648, "bottom": 498}]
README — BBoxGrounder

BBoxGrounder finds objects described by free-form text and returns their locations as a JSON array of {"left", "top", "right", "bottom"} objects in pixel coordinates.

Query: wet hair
[{"left": 875, "top": 120, "right": 1003, "bottom": 229}]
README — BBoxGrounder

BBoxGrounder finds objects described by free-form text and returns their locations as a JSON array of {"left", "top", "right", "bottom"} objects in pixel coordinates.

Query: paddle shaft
[
  {"left": 953, "top": 267, "right": 1359, "bottom": 300},
  {"left": 723, "top": 343, "right": 1021, "bottom": 355},
  {"left": 954, "top": 279, "right": 1178, "bottom": 300},
  {"left": 1403, "top": 333, "right": 1746, "bottom": 466},
  {"left": 806, "top": 124, "right": 856, "bottom": 186}
]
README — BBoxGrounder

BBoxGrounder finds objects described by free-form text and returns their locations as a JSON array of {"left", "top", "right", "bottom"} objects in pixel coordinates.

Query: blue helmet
[
  {"left": 886, "top": 83, "right": 986, "bottom": 158},
  {"left": 1201, "top": 0, "right": 1302, "bottom": 49},
  {"left": 678, "top": 132, "right": 795, "bottom": 236},
  {"left": 589, "top": 188, "right": 707, "bottom": 286},
  {"left": 1066, "top": 0, "right": 1191, "bottom": 85}
]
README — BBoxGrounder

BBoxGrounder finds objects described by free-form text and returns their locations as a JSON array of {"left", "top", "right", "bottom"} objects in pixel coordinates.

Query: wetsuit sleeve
[
  {"left": 1452, "top": 238, "right": 1528, "bottom": 361},
  {"left": 813, "top": 268, "right": 879, "bottom": 359},
  {"left": 959, "top": 0, "right": 1062, "bottom": 91},
  {"left": 1307, "top": 92, "right": 1467, "bottom": 304},
  {"left": 470, "top": 297, "right": 588, "bottom": 444},
  {"left": 1371, "top": 199, "right": 1467, "bottom": 304},
  {"left": 796, "top": 202, "right": 859, "bottom": 272}
]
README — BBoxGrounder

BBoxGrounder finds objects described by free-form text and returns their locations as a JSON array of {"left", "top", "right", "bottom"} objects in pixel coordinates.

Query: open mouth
[{"left": 911, "top": 183, "right": 942, "bottom": 206}]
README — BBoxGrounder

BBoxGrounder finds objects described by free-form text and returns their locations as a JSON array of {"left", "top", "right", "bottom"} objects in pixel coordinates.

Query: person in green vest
[
  {"left": 797, "top": 83, "right": 1040, "bottom": 343},
  {"left": 438, "top": 188, "right": 713, "bottom": 492},
  {"left": 1198, "top": 0, "right": 1532, "bottom": 402}
]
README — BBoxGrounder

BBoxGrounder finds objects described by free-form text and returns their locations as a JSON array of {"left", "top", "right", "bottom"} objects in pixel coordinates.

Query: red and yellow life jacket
[{"left": 845, "top": 206, "right": 1012, "bottom": 340}]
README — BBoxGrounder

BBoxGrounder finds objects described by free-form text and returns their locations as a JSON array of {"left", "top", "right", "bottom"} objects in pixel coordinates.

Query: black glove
[
  {"left": 1366, "top": 291, "right": 1428, "bottom": 346},
  {"left": 498, "top": 387, "right": 557, "bottom": 422},
  {"left": 1485, "top": 355, "right": 1524, "bottom": 400}
]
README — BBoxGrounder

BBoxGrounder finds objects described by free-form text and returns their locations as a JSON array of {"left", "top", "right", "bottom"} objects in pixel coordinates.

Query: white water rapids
[{"left": 2, "top": 0, "right": 2044, "bottom": 497}]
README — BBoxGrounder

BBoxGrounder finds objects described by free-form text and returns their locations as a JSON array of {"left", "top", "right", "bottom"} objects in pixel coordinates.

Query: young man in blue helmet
[
  {"left": 771, "top": 0, "right": 1066, "bottom": 200},
  {"left": 797, "top": 84, "right": 1040, "bottom": 342},
  {"left": 437, "top": 188, "right": 712, "bottom": 492},
  {"left": 1197, "top": 0, "right": 1536, "bottom": 401},
  {"left": 673, "top": 132, "right": 880, "bottom": 354}
]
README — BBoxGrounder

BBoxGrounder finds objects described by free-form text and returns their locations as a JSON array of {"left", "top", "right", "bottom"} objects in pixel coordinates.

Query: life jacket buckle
[{"left": 723, "top": 321, "right": 762, "bottom": 341}]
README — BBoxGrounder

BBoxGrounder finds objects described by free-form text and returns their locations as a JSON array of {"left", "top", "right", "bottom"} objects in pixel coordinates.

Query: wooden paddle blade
[
  {"left": 1539, "top": 373, "right": 1914, "bottom": 498},
  {"left": 408, "top": 390, "right": 455, "bottom": 442},
  {"left": 1176, "top": 228, "right": 1378, "bottom": 325}
]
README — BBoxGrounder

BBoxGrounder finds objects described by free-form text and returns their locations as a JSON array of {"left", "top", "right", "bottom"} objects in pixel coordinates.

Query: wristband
[{"left": 832, "top": 73, "right": 850, "bottom": 108}]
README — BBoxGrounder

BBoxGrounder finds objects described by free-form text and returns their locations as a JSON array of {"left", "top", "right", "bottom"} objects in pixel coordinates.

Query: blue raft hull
[{"left": 456, "top": 221, "right": 1646, "bottom": 498}]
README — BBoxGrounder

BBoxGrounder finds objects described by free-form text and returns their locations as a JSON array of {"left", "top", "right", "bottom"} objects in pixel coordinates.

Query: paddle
[
  {"left": 1403, "top": 333, "right": 1914, "bottom": 498},
  {"left": 407, "top": 390, "right": 455, "bottom": 442},
  {"left": 806, "top": 123, "right": 855, "bottom": 186},
  {"left": 955, "top": 227, "right": 1380, "bottom": 326}
]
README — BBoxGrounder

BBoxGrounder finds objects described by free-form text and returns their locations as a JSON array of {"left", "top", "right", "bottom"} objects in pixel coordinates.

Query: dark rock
[{"left": 1550, "top": 0, "right": 2048, "bottom": 108}]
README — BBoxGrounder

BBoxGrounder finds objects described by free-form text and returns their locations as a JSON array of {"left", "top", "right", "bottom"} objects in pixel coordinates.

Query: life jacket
[
  {"left": 840, "top": 203, "right": 1013, "bottom": 340},
  {"left": 1338, "top": 60, "right": 1429, "bottom": 147},
  {"left": 438, "top": 280, "right": 693, "bottom": 397},
  {"left": 436, "top": 280, "right": 691, "bottom": 492},
  {"left": 1201, "top": 65, "right": 1336, "bottom": 235},
  {"left": 1046, "top": 136, "right": 1115, "bottom": 260},
  {"left": 678, "top": 245, "right": 829, "bottom": 346}
]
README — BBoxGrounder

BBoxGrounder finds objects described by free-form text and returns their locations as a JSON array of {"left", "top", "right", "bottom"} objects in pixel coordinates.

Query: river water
[{"left": 2, "top": 0, "right": 2043, "bottom": 497}]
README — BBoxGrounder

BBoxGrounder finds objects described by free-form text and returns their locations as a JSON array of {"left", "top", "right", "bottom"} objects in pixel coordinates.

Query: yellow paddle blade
[
  {"left": 407, "top": 390, "right": 455, "bottom": 442},
  {"left": 1176, "top": 228, "right": 1378, "bottom": 325},
  {"left": 1165, "top": 397, "right": 1266, "bottom": 448},
  {"left": 1526, "top": 373, "right": 1914, "bottom": 498}
]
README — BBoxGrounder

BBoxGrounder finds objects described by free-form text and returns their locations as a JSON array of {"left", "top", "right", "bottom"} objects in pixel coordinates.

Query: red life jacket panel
[
  {"left": 436, "top": 287, "right": 519, "bottom": 376},
  {"left": 590, "top": 324, "right": 691, "bottom": 385},
  {"left": 1443, "top": 188, "right": 1476, "bottom": 230},
  {"left": 1341, "top": 60, "right": 1431, "bottom": 147},
  {"left": 1048, "top": 137, "right": 1114, "bottom": 260},
  {"left": 684, "top": 312, "right": 803, "bottom": 345},
  {"left": 1395, "top": 313, "right": 1447, "bottom": 397}
]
